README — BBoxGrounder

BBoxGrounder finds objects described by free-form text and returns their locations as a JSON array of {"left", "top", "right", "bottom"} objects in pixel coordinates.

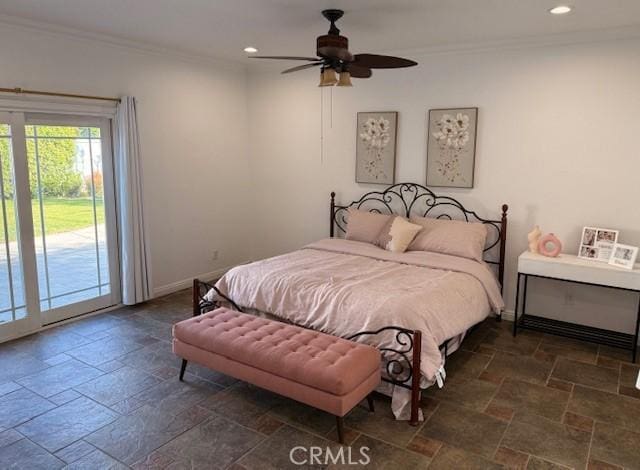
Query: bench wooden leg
[
  {"left": 366, "top": 394, "right": 375, "bottom": 413},
  {"left": 336, "top": 416, "right": 344, "bottom": 444},
  {"left": 179, "top": 359, "right": 188, "bottom": 381}
]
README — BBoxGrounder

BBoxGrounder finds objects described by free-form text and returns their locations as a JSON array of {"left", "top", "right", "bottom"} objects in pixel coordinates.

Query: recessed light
[
  {"left": 244, "top": 46, "right": 258, "bottom": 53},
  {"left": 549, "top": 5, "right": 572, "bottom": 15}
]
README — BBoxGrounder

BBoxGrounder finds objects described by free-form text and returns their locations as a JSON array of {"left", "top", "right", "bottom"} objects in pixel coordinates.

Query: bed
[{"left": 193, "top": 183, "right": 508, "bottom": 424}]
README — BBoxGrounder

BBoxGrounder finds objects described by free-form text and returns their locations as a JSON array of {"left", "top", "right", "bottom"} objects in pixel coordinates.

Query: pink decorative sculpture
[{"left": 538, "top": 233, "right": 562, "bottom": 257}]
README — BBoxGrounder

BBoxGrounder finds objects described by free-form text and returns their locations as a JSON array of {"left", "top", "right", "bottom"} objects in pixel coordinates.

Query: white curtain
[{"left": 114, "top": 96, "right": 153, "bottom": 304}]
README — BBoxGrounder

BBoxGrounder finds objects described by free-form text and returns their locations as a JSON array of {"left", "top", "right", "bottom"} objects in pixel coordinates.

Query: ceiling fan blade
[
  {"left": 347, "top": 64, "right": 372, "bottom": 78},
  {"left": 282, "top": 62, "right": 323, "bottom": 74},
  {"left": 353, "top": 54, "right": 417, "bottom": 69},
  {"left": 317, "top": 46, "right": 353, "bottom": 62},
  {"left": 249, "top": 56, "right": 320, "bottom": 61}
]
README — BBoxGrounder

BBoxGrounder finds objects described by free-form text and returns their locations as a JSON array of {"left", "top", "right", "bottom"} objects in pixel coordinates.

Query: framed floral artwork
[
  {"left": 356, "top": 112, "right": 397, "bottom": 185},
  {"left": 426, "top": 107, "right": 478, "bottom": 188}
]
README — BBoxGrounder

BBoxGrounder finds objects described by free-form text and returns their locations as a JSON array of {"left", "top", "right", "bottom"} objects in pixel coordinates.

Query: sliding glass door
[
  {"left": 0, "top": 112, "right": 119, "bottom": 340},
  {"left": 0, "top": 112, "right": 39, "bottom": 340},
  {"left": 26, "top": 116, "right": 120, "bottom": 324}
]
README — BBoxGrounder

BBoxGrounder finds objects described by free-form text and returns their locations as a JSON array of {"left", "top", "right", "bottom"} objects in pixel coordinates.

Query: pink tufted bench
[{"left": 172, "top": 307, "right": 381, "bottom": 443}]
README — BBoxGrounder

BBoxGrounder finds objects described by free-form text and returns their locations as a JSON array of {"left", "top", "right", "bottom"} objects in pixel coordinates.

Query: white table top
[{"left": 518, "top": 251, "right": 640, "bottom": 291}]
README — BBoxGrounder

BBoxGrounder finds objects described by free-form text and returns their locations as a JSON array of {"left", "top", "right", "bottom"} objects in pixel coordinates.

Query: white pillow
[{"left": 384, "top": 217, "right": 423, "bottom": 253}]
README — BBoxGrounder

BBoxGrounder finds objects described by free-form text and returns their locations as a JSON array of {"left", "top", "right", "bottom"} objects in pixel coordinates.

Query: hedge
[{"left": 1, "top": 126, "right": 83, "bottom": 199}]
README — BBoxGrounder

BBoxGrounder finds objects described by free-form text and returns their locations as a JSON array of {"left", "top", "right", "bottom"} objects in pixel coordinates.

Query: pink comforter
[{"left": 213, "top": 238, "right": 504, "bottom": 385}]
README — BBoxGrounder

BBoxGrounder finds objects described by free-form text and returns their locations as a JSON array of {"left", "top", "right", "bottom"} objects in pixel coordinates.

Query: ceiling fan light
[
  {"left": 319, "top": 68, "right": 338, "bottom": 87},
  {"left": 337, "top": 71, "right": 352, "bottom": 87}
]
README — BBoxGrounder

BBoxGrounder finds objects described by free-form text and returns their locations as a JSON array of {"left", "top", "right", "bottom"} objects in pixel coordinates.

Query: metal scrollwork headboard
[{"left": 329, "top": 183, "right": 509, "bottom": 290}]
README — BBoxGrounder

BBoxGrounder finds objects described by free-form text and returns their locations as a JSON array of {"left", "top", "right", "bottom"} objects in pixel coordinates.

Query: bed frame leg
[
  {"left": 410, "top": 330, "right": 422, "bottom": 426},
  {"left": 192, "top": 278, "right": 201, "bottom": 317}
]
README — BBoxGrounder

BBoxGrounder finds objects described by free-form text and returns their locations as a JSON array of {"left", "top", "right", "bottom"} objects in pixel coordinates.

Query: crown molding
[
  {"left": 2, "top": 12, "right": 639, "bottom": 75},
  {"left": 383, "top": 24, "right": 640, "bottom": 58},
  {"left": 0, "top": 13, "right": 246, "bottom": 72},
  {"left": 247, "top": 23, "right": 640, "bottom": 74}
]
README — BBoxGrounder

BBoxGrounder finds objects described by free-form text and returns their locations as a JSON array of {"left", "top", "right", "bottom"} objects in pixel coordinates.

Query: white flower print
[
  {"left": 455, "top": 113, "right": 469, "bottom": 131},
  {"left": 360, "top": 116, "right": 391, "bottom": 180},
  {"left": 432, "top": 112, "right": 472, "bottom": 184}
]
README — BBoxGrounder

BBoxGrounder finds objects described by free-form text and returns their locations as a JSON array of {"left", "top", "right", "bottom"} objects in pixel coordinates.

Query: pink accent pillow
[
  {"left": 408, "top": 216, "right": 488, "bottom": 262},
  {"left": 345, "top": 209, "right": 393, "bottom": 244}
]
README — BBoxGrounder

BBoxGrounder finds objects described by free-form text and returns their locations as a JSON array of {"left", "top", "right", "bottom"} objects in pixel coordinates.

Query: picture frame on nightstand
[
  {"left": 609, "top": 243, "right": 639, "bottom": 270},
  {"left": 578, "top": 226, "right": 619, "bottom": 262}
]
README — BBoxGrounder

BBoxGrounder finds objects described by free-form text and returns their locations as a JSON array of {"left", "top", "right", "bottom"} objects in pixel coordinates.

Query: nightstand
[{"left": 513, "top": 251, "right": 640, "bottom": 362}]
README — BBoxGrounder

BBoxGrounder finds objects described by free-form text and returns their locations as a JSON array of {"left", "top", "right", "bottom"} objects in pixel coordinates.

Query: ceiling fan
[{"left": 249, "top": 9, "right": 418, "bottom": 87}]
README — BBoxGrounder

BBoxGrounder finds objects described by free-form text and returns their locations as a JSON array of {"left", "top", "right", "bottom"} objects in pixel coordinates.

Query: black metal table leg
[
  {"left": 513, "top": 273, "right": 521, "bottom": 337},
  {"left": 521, "top": 274, "right": 529, "bottom": 330},
  {"left": 633, "top": 294, "right": 640, "bottom": 363},
  {"left": 522, "top": 274, "right": 529, "bottom": 311}
]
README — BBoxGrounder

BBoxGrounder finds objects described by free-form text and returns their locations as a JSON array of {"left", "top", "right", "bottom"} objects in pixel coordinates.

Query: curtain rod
[{"left": 0, "top": 87, "right": 120, "bottom": 103}]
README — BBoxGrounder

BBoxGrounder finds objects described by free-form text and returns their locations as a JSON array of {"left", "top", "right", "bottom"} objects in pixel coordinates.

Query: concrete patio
[{"left": 0, "top": 225, "right": 110, "bottom": 323}]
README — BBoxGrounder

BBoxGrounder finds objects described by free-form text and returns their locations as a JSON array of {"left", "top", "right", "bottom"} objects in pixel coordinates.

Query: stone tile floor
[{"left": 0, "top": 289, "right": 639, "bottom": 469}]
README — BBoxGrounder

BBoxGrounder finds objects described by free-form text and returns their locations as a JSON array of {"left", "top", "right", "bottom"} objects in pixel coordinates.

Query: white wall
[
  {"left": 247, "top": 37, "right": 640, "bottom": 333},
  {"left": 0, "top": 23, "right": 253, "bottom": 294},
  {"left": 3, "top": 21, "right": 638, "bottom": 335}
]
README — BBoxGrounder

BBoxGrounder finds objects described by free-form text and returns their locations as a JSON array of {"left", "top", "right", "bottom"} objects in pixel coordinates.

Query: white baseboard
[{"left": 153, "top": 261, "right": 251, "bottom": 298}]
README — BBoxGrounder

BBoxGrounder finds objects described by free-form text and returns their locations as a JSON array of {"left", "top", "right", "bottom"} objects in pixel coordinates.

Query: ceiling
[{"left": 1, "top": 0, "right": 640, "bottom": 63}]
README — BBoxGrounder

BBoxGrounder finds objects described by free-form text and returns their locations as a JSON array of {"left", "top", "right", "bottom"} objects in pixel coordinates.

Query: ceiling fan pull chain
[
  {"left": 320, "top": 87, "right": 324, "bottom": 164},
  {"left": 330, "top": 86, "right": 333, "bottom": 129}
]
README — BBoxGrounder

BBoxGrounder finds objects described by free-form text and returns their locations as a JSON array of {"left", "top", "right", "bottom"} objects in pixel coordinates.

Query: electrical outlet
[{"left": 212, "top": 250, "right": 219, "bottom": 261}]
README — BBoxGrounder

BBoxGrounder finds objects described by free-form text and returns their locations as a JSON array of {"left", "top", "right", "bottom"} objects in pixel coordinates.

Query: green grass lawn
[{"left": 1, "top": 198, "right": 104, "bottom": 242}]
